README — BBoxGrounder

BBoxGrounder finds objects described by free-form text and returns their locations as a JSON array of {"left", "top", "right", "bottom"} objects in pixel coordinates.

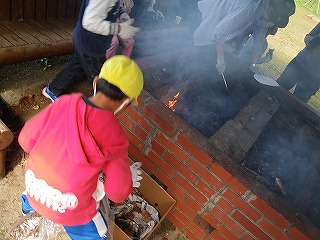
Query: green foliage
[{"left": 36, "top": 58, "right": 52, "bottom": 70}]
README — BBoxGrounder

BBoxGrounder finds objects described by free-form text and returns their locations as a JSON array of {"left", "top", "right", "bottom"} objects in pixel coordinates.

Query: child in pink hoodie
[{"left": 19, "top": 56, "right": 143, "bottom": 239}]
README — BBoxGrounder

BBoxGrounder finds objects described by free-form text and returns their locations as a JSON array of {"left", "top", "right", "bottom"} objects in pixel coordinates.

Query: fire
[{"left": 166, "top": 92, "right": 180, "bottom": 111}]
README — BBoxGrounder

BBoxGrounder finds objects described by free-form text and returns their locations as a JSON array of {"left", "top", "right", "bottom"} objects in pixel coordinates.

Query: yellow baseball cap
[{"left": 99, "top": 55, "right": 144, "bottom": 104}]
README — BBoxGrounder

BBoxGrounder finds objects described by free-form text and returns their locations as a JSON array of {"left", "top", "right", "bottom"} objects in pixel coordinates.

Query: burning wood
[{"left": 165, "top": 93, "right": 180, "bottom": 111}]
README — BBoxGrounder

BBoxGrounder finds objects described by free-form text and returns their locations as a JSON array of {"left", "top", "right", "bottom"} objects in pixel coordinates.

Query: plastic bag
[{"left": 7, "top": 211, "right": 64, "bottom": 240}]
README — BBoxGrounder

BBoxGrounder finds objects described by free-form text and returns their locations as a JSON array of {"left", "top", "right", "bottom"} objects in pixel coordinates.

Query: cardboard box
[{"left": 113, "top": 158, "right": 176, "bottom": 239}]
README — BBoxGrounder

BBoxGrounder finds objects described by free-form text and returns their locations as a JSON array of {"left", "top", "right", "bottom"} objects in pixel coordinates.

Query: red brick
[
  {"left": 196, "top": 180, "right": 217, "bottom": 199},
  {"left": 118, "top": 113, "right": 135, "bottom": 131},
  {"left": 184, "top": 228, "right": 199, "bottom": 240},
  {"left": 128, "top": 144, "right": 154, "bottom": 173},
  {"left": 124, "top": 127, "right": 145, "bottom": 151},
  {"left": 210, "top": 230, "right": 226, "bottom": 240},
  {"left": 187, "top": 158, "right": 224, "bottom": 191},
  {"left": 210, "top": 162, "right": 233, "bottom": 182},
  {"left": 216, "top": 197, "right": 235, "bottom": 214},
  {"left": 232, "top": 210, "right": 272, "bottom": 240},
  {"left": 225, "top": 177, "right": 249, "bottom": 196},
  {"left": 211, "top": 207, "right": 244, "bottom": 235},
  {"left": 216, "top": 225, "right": 239, "bottom": 240},
  {"left": 134, "top": 125, "right": 148, "bottom": 141},
  {"left": 241, "top": 233, "right": 256, "bottom": 240},
  {"left": 167, "top": 213, "right": 186, "bottom": 233},
  {"left": 187, "top": 219, "right": 208, "bottom": 239},
  {"left": 164, "top": 152, "right": 198, "bottom": 184},
  {"left": 223, "top": 189, "right": 261, "bottom": 222},
  {"left": 177, "top": 133, "right": 212, "bottom": 166},
  {"left": 175, "top": 197, "right": 197, "bottom": 219},
  {"left": 201, "top": 212, "right": 220, "bottom": 229},
  {"left": 175, "top": 174, "right": 208, "bottom": 204},
  {"left": 154, "top": 131, "right": 188, "bottom": 161},
  {"left": 124, "top": 107, "right": 152, "bottom": 132},
  {"left": 143, "top": 101, "right": 185, "bottom": 137},
  {"left": 249, "top": 197, "right": 291, "bottom": 230},
  {"left": 172, "top": 209, "right": 199, "bottom": 236},
  {"left": 258, "top": 218, "right": 291, "bottom": 240},
  {"left": 287, "top": 227, "right": 310, "bottom": 240},
  {"left": 154, "top": 169, "right": 187, "bottom": 200},
  {"left": 147, "top": 150, "right": 176, "bottom": 178},
  {"left": 185, "top": 196, "right": 203, "bottom": 213},
  {"left": 150, "top": 139, "right": 165, "bottom": 156}
]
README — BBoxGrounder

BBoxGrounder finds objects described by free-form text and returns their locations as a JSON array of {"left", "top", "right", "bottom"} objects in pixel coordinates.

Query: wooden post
[{"left": 0, "top": 119, "right": 14, "bottom": 179}]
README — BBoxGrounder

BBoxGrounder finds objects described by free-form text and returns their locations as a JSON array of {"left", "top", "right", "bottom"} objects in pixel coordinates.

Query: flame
[{"left": 166, "top": 92, "right": 180, "bottom": 111}]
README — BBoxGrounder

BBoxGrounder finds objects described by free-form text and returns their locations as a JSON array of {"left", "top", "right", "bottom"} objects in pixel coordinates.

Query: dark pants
[
  {"left": 277, "top": 57, "right": 320, "bottom": 103},
  {"left": 49, "top": 48, "right": 106, "bottom": 96}
]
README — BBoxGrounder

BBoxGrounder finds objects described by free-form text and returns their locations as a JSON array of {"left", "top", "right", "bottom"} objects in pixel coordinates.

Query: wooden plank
[
  {"left": 36, "top": 0, "right": 46, "bottom": 19},
  {"left": 13, "top": 20, "right": 53, "bottom": 43},
  {"left": 11, "top": 0, "right": 24, "bottom": 21},
  {"left": 66, "top": 0, "right": 78, "bottom": 18},
  {"left": 0, "top": 0, "right": 11, "bottom": 20},
  {"left": 24, "top": 0, "right": 36, "bottom": 19},
  {"left": 1, "top": 20, "right": 40, "bottom": 44},
  {"left": 46, "top": 0, "right": 58, "bottom": 18},
  {"left": 26, "top": 20, "right": 64, "bottom": 41},
  {"left": 48, "top": 18, "right": 77, "bottom": 33},
  {"left": 0, "top": 35, "right": 13, "bottom": 47},
  {"left": 0, "top": 22, "right": 26, "bottom": 46},
  {"left": 75, "top": 0, "right": 82, "bottom": 17},
  {"left": 57, "top": 0, "right": 67, "bottom": 18},
  {"left": 35, "top": 19, "right": 73, "bottom": 40}
]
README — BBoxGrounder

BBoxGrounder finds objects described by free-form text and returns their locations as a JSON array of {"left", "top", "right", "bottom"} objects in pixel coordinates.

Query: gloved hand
[
  {"left": 130, "top": 162, "right": 143, "bottom": 188},
  {"left": 118, "top": 19, "right": 140, "bottom": 40},
  {"left": 120, "top": 12, "right": 130, "bottom": 23},
  {"left": 216, "top": 55, "right": 226, "bottom": 74}
]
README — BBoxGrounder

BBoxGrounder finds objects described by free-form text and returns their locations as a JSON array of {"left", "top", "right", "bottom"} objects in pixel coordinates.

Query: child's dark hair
[{"left": 96, "top": 78, "right": 126, "bottom": 101}]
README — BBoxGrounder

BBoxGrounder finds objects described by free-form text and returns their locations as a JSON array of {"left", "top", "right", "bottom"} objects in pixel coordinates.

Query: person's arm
[
  {"left": 305, "top": 23, "right": 320, "bottom": 46},
  {"left": 103, "top": 154, "right": 133, "bottom": 203},
  {"left": 18, "top": 105, "right": 51, "bottom": 153},
  {"left": 82, "top": 0, "right": 118, "bottom": 35}
]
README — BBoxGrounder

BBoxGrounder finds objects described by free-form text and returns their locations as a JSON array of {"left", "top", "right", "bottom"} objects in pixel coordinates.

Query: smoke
[{"left": 244, "top": 114, "right": 320, "bottom": 228}]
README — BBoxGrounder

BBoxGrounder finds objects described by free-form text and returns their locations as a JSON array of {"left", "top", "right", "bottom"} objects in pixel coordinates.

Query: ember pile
[{"left": 110, "top": 189, "right": 160, "bottom": 240}]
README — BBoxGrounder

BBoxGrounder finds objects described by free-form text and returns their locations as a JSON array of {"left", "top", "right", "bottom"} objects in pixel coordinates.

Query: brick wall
[{"left": 117, "top": 90, "right": 318, "bottom": 240}]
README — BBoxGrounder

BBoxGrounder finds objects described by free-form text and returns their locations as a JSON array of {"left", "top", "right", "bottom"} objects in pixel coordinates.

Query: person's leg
[
  {"left": 78, "top": 51, "right": 107, "bottom": 84},
  {"left": 63, "top": 210, "right": 108, "bottom": 240},
  {"left": 48, "top": 49, "right": 86, "bottom": 96},
  {"left": 277, "top": 58, "right": 300, "bottom": 90},
  {"left": 106, "top": 36, "right": 120, "bottom": 59},
  {"left": 120, "top": 37, "right": 135, "bottom": 57},
  {"left": 294, "top": 73, "right": 320, "bottom": 102}
]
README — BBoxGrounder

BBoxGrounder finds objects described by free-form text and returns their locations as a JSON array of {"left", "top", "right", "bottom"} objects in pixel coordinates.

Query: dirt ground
[{"left": 0, "top": 56, "right": 188, "bottom": 240}]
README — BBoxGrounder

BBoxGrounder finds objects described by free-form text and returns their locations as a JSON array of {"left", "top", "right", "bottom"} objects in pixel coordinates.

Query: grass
[{"left": 259, "top": 0, "right": 320, "bottom": 112}]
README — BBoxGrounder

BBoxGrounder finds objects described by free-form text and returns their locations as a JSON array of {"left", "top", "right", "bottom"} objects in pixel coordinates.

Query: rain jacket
[
  {"left": 18, "top": 93, "right": 132, "bottom": 226},
  {"left": 193, "top": 0, "right": 268, "bottom": 55}
]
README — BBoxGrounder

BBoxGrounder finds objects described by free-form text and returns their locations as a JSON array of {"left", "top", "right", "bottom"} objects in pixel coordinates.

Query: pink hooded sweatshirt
[{"left": 18, "top": 93, "right": 132, "bottom": 226}]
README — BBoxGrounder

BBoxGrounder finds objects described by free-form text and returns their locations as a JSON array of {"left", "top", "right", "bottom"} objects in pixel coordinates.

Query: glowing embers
[{"left": 165, "top": 92, "right": 180, "bottom": 112}]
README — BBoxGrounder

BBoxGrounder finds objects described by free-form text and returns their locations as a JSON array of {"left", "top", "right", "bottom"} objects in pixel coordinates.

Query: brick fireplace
[
  {"left": 106, "top": 21, "right": 320, "bottom": 239},
  {"left": 117, "top": 86, "right": 319, "bottom": 239}
]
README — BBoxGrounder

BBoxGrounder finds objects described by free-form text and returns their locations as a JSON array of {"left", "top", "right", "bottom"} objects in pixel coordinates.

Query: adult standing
[
  {"left": 193, "top": 0, "right": 295, "bottom": 74},
  {"left": 277, "top": 23, "right": 320, "bottom": 103},
  {"left": 42, "top": 0, "right": 140, "bottom": 102}
]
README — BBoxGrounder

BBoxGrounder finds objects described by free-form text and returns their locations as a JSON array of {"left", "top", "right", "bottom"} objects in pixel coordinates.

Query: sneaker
[{"left": 42, "top": 85, "right": 58, "bottom": 102}]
